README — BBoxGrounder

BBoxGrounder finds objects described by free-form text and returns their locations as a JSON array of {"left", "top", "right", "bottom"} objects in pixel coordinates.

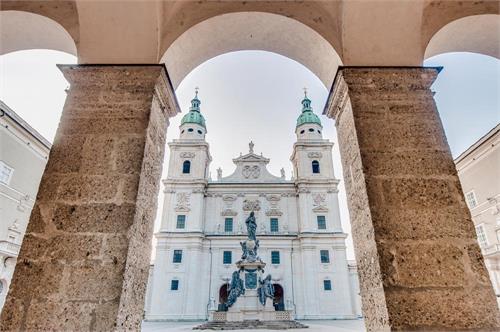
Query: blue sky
[{"left": 0, "top": 50, "right": 498, "bottom": 259}]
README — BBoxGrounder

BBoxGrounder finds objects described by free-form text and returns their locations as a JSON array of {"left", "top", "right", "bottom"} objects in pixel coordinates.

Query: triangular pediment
[{"left": 233, "top": 152, "right": 270, "bottom": 164}]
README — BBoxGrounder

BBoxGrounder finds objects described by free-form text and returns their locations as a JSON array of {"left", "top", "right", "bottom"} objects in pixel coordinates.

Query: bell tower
[
  {"left": 161, "top": 89, "right": 211, "bottom": 232},
  {"left": 166, "top": 89, "right": 211, "bottom": 181},
  {"left": 290, "top": 91, "right": 342, "bottom": 232}
]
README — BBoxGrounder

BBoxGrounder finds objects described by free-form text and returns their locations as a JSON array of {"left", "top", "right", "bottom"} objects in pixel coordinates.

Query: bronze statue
[
  {"left": 258, "top": 274, "right": 274, "bottom": 306},
  {"left": 226, "top": 270, "right": 245, "bottom": 308},
  {"left": 245, "top": 211, "right": 257, "bottom": 241}
]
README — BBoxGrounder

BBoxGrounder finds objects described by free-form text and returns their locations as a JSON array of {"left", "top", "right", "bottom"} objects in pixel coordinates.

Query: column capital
[
  {"left": 323, "top": 66, "right": 442, "bottom": 122},
  {"left": 58, "top": 64, "right": 180, "bottom": 119}
]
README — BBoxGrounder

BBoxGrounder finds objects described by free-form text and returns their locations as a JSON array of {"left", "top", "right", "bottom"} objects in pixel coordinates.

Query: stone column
[
  {"left": 0, "top": 65, "right": 178, "bottom": 331},
  {"left": 324, "top": 67, "right": 500, "bottom": 331}
]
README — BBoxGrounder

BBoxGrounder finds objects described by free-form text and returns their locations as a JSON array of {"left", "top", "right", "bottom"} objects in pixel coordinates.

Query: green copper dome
[
  {"left": 181, "top": 91, "right": 206, "bottom": 129},
  {"left": 296, "top": 93, "right": 322, "bottom": 128}
]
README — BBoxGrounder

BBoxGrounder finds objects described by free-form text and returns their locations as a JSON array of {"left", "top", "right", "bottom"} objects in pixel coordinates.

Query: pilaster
[{"left": 324, "top": 67, "right": 500, "bottom": 331}]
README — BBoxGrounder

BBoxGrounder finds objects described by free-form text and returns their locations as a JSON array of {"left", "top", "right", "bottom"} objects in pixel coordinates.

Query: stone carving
[
  {"left": 307, "top": 152, "right": 323, "bottom": 158},
  {"left": 221, "top": 194, "right": 238, "bottom": 216},
  {"left": 221, "top": 210, "right": 237, "bottom": 217},
  {"left": 280, "top": 168, "right": 285, "bottom": 179},
  {"left": 217, "top": 167, "right": 222, "bottom": 180},
  {"left": 249, "top": 141, "right": 254, "bottom": 154},
  {"left": 265, "top": 195, "right": 282, "bottom": 216},
  {"left": 242, "top": 165, "right": 260, "bottom": 179},
  {"left": 243, "top": 199, "right": 260, "bottom": 211},
  {"left": 175, "top": 192, "right": 191, "bottom": 212},
  {"left": 226, "top": 270, "right": 245, "bottom": 307},
  {"left": 312, "top": 193, "right": 328, "bottom": 212},
  {"left": 258, "top": 274, "right": 275, "bottom": 306},
  {"left": 180, "top": 152, "right": 195, "bottom": 158}
]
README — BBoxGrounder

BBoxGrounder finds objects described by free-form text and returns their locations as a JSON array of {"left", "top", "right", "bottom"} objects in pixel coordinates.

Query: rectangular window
[
  {"left": 320, "top": 250, "right": 330, "bottom": 264},
  {"left": 224, "top": 218, "right": 233, "bottom": 232},
  {"left": 466, "top": 191, "right": 478, "bottom": 209},
  {"left": 323, "top": 280, "right": 332, "bottom": 291},
  {"left": 271, "top": 251, "right": 280, "bottom": 264},
  {"left": 317, "top": 216, "right": 326, "bottom": 230},
  {"left": 270, "top": 218, "right": 279, "bottom": 233},
  {"left": 476, "top": 225, "right": 488, "bottom": 248},
  {"left": 0, "top": 161, "right": 14, "bottom": 185},
  {"left": 171, "top": 280, "right": 179, "bottom": 290},
  {"left": 223, "top": 251, "right": 232, "bottom": 264},
  {"left": 176, "top": 215, "right": 186, "bottom": 229},
  {"left": 173, "top": 250, "right": 183, "bottom": 263}
]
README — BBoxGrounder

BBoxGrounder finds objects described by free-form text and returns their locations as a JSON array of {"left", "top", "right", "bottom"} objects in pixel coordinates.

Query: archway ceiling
[
  {"left": 425, "top": 14, "right": 500, "bottom": 60},
  {"left": 1, "top": 1, "right": 498, "bottom": 70},
  {"left": 160, "top": 12, "right": 342, "bottom": 89},
  {"left": 0, "top": 1, "right": 79, "bottom": 54},
  {"left": 0, "top": 10, "right": 77, "bottom": 56}
]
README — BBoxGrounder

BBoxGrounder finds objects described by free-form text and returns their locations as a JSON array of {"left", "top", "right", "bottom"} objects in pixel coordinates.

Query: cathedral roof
[
  {"left": 181, "top": 89, "right": 206, "bottom": 129},
  {"left": 296, "top": 92, "right": 322, "bottom": 128}
]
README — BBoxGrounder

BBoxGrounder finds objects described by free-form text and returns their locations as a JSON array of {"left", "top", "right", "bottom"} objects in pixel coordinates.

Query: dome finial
[
  {"left": 301, "top": 88, "right": 312, "bottom": 112},
  {"left": 190, "top": 87, "right": 201, "bottom": 112}
]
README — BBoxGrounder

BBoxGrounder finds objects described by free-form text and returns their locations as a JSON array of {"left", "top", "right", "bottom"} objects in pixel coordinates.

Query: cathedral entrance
[
  {"left": 218, "top": 284, "right": 229, "bottom": 311},
  {"left": 273, "top": 284, "right": 285, "bottom": 311}
]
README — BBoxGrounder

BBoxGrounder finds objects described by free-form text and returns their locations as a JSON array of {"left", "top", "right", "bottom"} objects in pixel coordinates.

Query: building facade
[
  {"left": 455, "top": 124, "right": 500, "bottom": 305},
  {"left": 0, "top": 101, "right": 51, "bottom": 309},
  {"left": 145, "top": 93, "right": 362, "bottom": 320}
]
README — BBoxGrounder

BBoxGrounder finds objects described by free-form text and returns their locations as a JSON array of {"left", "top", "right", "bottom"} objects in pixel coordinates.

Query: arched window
[
  {"left": 312, "top": 160, "right": 320, "bottom": 174},
  {"left": 182, "top": 160, "right": 191, "bottom": 174}
]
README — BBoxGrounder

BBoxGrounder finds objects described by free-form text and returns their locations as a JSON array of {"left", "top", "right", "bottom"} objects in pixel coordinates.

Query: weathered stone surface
[
  {"left": 0, "top": 65, "right": 177, "bottom": 331},
  {"left": 326, "top": 67, "right": 500, "bottom": 331},
  {"left": 52, "top": 203, "right": 136, "bottom": 233},
  {"left": 385, "top": 287, "right": 500, "bottom": 330}
]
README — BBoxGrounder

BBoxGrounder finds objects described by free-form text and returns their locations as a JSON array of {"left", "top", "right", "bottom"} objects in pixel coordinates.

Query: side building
[
  {"left": 455, "top": 124, "right": 500, "bottom": 305},
  {"left": 0, "top": 101, "right": 51, "bottom": 309},
  {"left": 145, "top": 93, "right": 362, "bottom": 320}
]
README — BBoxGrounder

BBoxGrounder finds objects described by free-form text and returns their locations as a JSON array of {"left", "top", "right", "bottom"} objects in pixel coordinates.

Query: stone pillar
[
  {"left": 0, "top": 65, "right": 178, "bottom": 331},
  {"left": 324, "top": 67, "right": 500, "bottom": 331}
]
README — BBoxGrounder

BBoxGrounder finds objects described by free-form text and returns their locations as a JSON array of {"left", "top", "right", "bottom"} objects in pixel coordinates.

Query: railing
[{"left": 0, "top": 241, "right": 20, "bottom": 256}]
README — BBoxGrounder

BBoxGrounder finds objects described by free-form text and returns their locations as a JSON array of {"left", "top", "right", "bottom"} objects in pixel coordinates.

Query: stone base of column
[{"left": 325, "top": 67, "right": 500, "bottom": 331}]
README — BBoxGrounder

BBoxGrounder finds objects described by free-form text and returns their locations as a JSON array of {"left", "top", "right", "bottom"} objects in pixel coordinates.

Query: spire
[
  {"left": 296, "top": 88, "right": 322, "bottom": 128},
  {"left": 181, "top": 87, "right": 206, "bottom": 129},
  {"left": 301, "top": 87, "right": 312, "bottom": 112},
  {"left": 190, "top": 87, "right": 201, "bottom": 112}
]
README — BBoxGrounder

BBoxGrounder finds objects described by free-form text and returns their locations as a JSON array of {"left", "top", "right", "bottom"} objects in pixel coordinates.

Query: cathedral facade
[{"left": 144, "top": 93, "right": 362, "bottom": 321}]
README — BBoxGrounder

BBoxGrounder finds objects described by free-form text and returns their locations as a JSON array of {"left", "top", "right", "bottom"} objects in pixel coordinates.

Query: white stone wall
[
  {"left": 0, "top": 104, "right": 50, "bottom": 310},
  {"left": 145, "top": 126, "right": 362, "bottom": 321}
]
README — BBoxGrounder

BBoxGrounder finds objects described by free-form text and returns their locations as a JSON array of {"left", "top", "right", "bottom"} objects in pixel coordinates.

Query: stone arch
[
  {"left": 424, "top": 14, "right": 500, "bottom": 59},
  {"left": 219, "top": 284, "right": 229, "bottom": 307},
  {"left": 161, "top": 12, "right": 342, "bottom": 89},
  {"left": 272, "top": 283, "right": 284, "bottom": 311},
  {"left": 0, "top": 10, "right": 77, "bottom": 56}
]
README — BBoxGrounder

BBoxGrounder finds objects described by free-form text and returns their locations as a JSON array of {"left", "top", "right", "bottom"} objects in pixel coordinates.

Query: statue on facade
[
  {"left": 217, "top": 167, "right": 222, "bottom": 180},
  {"left": 258, "top": 274, "right": 275, "bottom": 306},
  {"left": 280, "top": 167, "right": 285, "bottom": 179},
  {"left": 245, "top": 211, "right": 257, "bottom": 241},
  {"left": 226, "top": 270, "right": 245, "bottom": 308}
]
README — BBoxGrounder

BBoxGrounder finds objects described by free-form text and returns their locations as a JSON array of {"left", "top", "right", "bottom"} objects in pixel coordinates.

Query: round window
[
  {"left": 188, "top": 128, "right": 194, "bottom": 132},
  {"left": 300, "top": 130, "right": 305, "bottom": 134},
  {"left": 308, "top": 128, "right": 314, "bottom": 132},
  {"left": 197, "top": 130, "right": 203, "bottom": 134}
]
